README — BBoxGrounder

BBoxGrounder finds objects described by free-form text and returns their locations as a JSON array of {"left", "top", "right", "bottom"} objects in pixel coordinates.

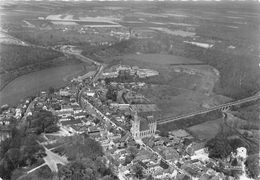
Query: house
[
  {"left": 0, "top": 127, "right": 11, "bottom": 142},
  {"left": 113, "top": 134, "right": 129, "bottom": 149},
  {"left": 186, "top": 142, "right": 205, "bottom": 155},
  {"left": 159, "top": 159, "right": 169, "bottom": 169},
  {"left": 0, "top": 117, "right": 11, "bottom": 126},
  {"left": 110, "top": 103, "right": 130, "bottom": 110},
  {"left": 100, "top": 138, "right": 114, "bottom": 151},
  {"left": 71, "top": 106, "right": 82, "bottom": 114},
  {"left": 145, "top": 164, "right": 164, "bottom": 176},
  {"left": 163, "top": 147, "right": 180, "bottom": 161},
  {"left": 135, "top": 149, "right": 153, "bottom": 162},
  {"left": 56, "top": 107, "right": 73, "bottom": 119},
  {"left": 15, "top": 108, "right": 22, "bottom": 119},
  {"left": 59, "top": 89, "right": 71, "bottom": 97},
  {"left": 74, "top": 112, "right": 86, "bottom": 119},
  {"left": 88, "top": 127, "right": 103, "bottom": 138}
]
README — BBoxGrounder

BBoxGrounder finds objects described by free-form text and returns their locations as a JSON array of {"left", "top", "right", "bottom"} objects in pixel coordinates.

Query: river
[{"left": 0, "top": 64, "right": 86, "bottom": 106}]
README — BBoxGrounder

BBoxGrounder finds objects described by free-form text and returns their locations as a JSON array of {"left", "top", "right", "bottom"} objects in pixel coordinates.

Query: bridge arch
[{"left": 220, "top": 106, "right": 230, "bottom": 112}]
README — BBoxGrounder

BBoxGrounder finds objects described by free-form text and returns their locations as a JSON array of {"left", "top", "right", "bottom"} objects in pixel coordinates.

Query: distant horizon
[{"left": 1, "top": 0, "right": 259, "bottom": 2}]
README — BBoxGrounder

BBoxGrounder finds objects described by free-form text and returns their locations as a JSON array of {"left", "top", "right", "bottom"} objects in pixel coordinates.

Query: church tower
[{"left": 130, "top": 111, "right": 140, "bottom": 139}]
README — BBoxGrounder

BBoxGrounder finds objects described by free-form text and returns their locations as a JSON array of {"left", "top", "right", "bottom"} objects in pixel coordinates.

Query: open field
[
  {"left": 0, "top": 64, "right": 91, "bottom": 106},
  {"left": 187, "top": 118, "right": 222, "bottom": 141},
  {"left": 119, "top": 53, "right": 201, "bottom": 65},
  {"left": 149, "top": 27, "right": 195, "bottom": 37}
]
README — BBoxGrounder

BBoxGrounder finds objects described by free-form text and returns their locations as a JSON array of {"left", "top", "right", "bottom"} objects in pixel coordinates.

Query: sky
[{"left": 0, "top": 0, "right": 259, "bottom": 2}]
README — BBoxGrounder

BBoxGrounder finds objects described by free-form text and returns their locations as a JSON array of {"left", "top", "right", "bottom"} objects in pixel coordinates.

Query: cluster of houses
[
  {"left": 0, "top": 99, "right": 32, "bottom": 142},
  {"left": 101, "top": 65, "right": 159, "bottom": 79}
]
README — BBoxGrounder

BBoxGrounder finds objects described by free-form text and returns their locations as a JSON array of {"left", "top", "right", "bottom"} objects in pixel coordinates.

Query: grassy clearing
[
  {"left": 120, "top": 53, "right": 201, "bottom": 65},
  {"left": 187, "top": 119, "right": 222, "bottom": 141}
]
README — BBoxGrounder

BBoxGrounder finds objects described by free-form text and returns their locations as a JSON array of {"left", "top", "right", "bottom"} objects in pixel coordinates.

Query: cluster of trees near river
[
  {"left": 0, "top": 44, "right": 62, "bottom": 72},
  {"left": 0, "top": 44, "right": 63, "bottom": 90}
]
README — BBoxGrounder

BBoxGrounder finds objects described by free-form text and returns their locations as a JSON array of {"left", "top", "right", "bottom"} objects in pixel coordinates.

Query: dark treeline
[{"left": 0, "top": 44, "right": 62, "bottom": 73}]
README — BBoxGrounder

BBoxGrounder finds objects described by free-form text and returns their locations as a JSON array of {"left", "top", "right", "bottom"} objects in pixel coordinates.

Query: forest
[{"left": 0, "top": 44, "right": 62, "bottom": 73}]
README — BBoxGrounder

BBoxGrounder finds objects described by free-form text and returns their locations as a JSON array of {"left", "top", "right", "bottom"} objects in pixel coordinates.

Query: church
[{"left": 130, "top": 111, "right": 157, "bottom": 140}]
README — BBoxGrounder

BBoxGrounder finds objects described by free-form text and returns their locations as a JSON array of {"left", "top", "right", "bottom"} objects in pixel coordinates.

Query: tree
[
  {"left": 146, "top": 175, "right": 154, "bottom": 180},
  {"left": 127, "top": 146, "right": 138, "bottom": 157},
  {"left": 159, "top": 131, "right": 169, "bottom": 137},
  {"left": 245, "top": 154, "right": 260, "bottom": 179},
  {"left": 28, "top": 110, "right": 59, "bottom": 134},
  {"left": 37, "top": 166, "right": 55, "bottom": 179},
  {"left": 132, "top": 164, "right": 143, "bottom": 179},
  {"left": 48, "top": 86, "right": 55, "bottom": 95},
  {"left": 106, "top": 86, "right": 117, "bottom": 101},
  {"left": 5, "top": 148, "right": 20, "bottom": 169},
  {"left": 101, "top": 175, "right": 116, "bottom": 180},
  {"left": 45, "top": 125, "right": 60, "bottom": 133},
  {"left": 123, "top": 155, "right": 134, "bottom": 166},
  {"left": 205, "top": 134, "right": 233, "bottom": 159},
  {"left": 64, "top": 135, "right": 103, "bottom": 161}
]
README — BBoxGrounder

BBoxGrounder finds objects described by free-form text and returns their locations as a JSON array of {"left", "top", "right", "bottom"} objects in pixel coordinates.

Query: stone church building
[{"left": 130, "top": 111, "right": 157, "bottom": 140}]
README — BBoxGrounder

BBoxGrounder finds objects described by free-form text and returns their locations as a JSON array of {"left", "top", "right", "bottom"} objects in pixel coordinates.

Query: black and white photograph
[{"left": 0, "top": 0, "right": 259, "bottom": 179}]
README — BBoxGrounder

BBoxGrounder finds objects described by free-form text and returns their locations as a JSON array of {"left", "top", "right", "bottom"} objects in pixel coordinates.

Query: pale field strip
[
  {"left": 46, "top": 14, "right": 120, "bottom": 25},
  {"left": 162, "top": 13, "right": 188, "bottom": 18},
  {"left": 225, "top": 16, "right": 245, "bottom": 20},
  {"left": 149, "top": 27, "right": 196, "bottom": 37},
  {"left": 183, "top": 41, "right": 214, "bottom": 49},
  {"left": 225, "top": 25, "right": 239, "bottom": 29},
  {"left": 135, "top": 12, "right": 169, "bottom": 18},
  {"left": 23, "top": 20, "right": 36, "bottom": 27},
  {"left": 122, "top": 21, "right": 143, "bottom": 23},
  {"left": 82, "top": 24, "right": 122, "bottom": 27},
  {"left": 227, "top": 10, "right": 260, "bottom": 18},
  {"left": 169, "top": 22, "right": 198, "bottom": 27},
  {"left": 136, "top": 12, "right": 189, "bottom": 18},
  {"left": 51, "top": 21, "right": 78, "bottom": 25},
  {"left": 150, "top": 22, "right": 165, "bottom": 25},
  {"left": 232, "top": 21, "right": 247, "bottom": 25}
]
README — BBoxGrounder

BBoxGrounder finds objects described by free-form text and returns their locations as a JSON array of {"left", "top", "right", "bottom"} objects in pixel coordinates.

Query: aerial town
[
  {"left": 0, "top": 1, "right": 259, "bottom": 180},
  {"left": 0, "top": 61, "right": 258, "bottom": 180}
]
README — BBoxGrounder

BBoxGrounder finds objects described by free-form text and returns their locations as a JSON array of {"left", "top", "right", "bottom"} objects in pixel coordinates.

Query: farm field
[
  {"left": 0, "top": 64, "right": 90, "bottom": 106},
  {"left": 119, "top": 53, "right": 201, "bottom": 65},
  {"left": 187, "top": 118, "right": 222, "bottom": 141}
]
